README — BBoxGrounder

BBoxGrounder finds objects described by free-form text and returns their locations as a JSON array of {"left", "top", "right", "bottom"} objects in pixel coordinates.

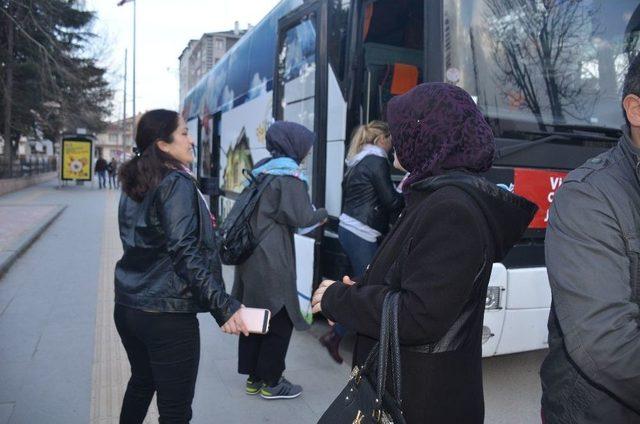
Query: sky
[{"left": 86, "top": 0, "right": 281, "bottom": 121}]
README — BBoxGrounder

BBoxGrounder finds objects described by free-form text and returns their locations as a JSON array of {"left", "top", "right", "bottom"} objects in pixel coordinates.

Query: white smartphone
[{"left": 239, "top": 307, "right": 271, "bottom": 334}]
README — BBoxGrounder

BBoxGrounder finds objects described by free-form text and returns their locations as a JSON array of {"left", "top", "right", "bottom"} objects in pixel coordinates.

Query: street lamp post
[
  {"left": 122, "top": 48, "right": 128, "bottom": 161},
  {"left": 117, "top": 0, "right": 136, "bottom": 149},
  {"left": 133, "top": 0, "right": 136, "bottom": 130}
]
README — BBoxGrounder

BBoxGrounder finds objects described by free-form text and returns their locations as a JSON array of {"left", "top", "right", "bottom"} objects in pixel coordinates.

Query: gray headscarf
[{"left": 266, "top": 121, "right": 316, "bottom": 164}]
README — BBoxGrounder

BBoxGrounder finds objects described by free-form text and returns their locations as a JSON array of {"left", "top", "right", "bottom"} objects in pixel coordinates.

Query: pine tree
[{"left": 0, "top": 0, "right": 112, "bottom": 172}]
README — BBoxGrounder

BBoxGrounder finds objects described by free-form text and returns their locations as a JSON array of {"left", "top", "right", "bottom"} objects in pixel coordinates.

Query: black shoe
[{"left": 319, "top": 329, "right": 343, "bottom": 364}]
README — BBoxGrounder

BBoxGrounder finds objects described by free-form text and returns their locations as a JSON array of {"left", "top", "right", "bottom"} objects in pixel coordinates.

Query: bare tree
[{"left": 484, "top": 0, "right": 599, "bottom": 127}]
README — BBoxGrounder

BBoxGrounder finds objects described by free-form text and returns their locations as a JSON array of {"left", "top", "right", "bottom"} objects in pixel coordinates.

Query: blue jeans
[
  {"left": 338, "top": 226, "right": 379, "bottom": 278},
  {"left": 108, "top": 172, "right": 118, "bottom": 189},
  {"left": 97, "top": 171, "right": 107, "bottom": 188},
  {"left": 336, "top": 226, "right": 379, "bottom": 337}
]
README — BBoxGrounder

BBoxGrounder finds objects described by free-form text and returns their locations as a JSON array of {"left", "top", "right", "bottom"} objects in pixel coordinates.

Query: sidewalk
[
  {"left": 0, "top": 181, "right": 108, "bottom": 423},
  {"left": 0, "top": 181, "right": 353, "bottom": 424},
  {"left": 0, "top": 204, "right": 65, "bottom": 278}
]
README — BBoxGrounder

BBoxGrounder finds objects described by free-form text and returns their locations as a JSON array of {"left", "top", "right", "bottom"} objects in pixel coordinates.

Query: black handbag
[{"left": 318, "top": 291, "right": 406, "bottom": 424}]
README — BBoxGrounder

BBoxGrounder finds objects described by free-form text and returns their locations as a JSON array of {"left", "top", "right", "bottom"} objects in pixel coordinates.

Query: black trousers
[
  {"left": 238, "top": 307, "right": 293, "bottom": 385},
  {"left": 114, "top": 304, "right": 200, "bottom": 424}
]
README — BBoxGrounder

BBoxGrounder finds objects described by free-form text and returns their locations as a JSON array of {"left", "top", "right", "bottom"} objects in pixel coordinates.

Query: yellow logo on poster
[{"left": 62, "top": 140, "right": 92, "bottom": 180}]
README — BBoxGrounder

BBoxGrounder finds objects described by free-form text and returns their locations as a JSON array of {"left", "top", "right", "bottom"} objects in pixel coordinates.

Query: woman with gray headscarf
[{"left": 232, "top": 121, "right": 328, "bottom": 400}]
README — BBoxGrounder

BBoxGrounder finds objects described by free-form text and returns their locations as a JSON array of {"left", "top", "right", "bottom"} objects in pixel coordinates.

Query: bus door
[
  {"left": 186, "top": 117, "right": 200, "bottom": 176},
  {"left": 274, "top": 0, "right": 329, "bottom": 324},
  {"left": 362, "top": 44, "right": 423, "bottom": 123},
  {"left": 357, "top": 0, "right": 424, "bottom": 123},
  {"left": 194, "top": 112, "right": 222, "bottom": 214}
]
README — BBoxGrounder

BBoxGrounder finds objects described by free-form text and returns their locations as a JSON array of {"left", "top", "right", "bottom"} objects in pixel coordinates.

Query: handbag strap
[
  {"left": 375, "top": 291, "right": 394, "bottom": 405},
  {"left": 356, "top": 290, "right": 402, "bottom": 421},
  {"left": 383, "top": 242, "right": 409, "bottom": 405},
  {"left": 389, "top": 291, "right": 402, "bottom": 405}
]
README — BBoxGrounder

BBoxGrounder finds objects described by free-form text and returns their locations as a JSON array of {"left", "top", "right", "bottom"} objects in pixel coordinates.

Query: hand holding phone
[
  {"left": 239, "top": 307, "right": 271, "bottom": 334},
  {"left": 221, "top": 308, "right": 250, "bottom": 336}
]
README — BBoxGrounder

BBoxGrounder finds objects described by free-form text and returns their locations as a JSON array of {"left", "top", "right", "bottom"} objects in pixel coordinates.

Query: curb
[{"left": 0, "top": 205, "right": 66, "bottom": 279}]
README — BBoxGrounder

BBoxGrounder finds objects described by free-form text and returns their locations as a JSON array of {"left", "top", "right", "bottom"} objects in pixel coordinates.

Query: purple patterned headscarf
[{"left": 387, "top": 83, "right": 495, "bottom": 188}]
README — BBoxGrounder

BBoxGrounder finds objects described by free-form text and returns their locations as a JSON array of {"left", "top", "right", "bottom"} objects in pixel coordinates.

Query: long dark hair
[{"left": 119, "top": 109, "right": 185, "bottom": 202}]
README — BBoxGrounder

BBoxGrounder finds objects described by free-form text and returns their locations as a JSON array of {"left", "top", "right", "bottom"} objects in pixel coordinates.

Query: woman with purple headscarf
[
  {"left": 312, "top": 83, "right": 537, "bottom": 422},
  {"left": 232, "top": 121, "right": 328, "bottom": 400}
]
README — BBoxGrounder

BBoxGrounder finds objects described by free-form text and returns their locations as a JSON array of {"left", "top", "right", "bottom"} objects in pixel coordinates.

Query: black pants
[
  {"left": 238, "top": 307, "right": 293, "bottom": 385},
  {"left": 114, "top": 304, "right": 200, "bottom": 424}
]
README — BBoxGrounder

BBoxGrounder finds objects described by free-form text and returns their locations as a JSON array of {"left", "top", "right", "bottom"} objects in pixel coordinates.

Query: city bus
[{"left": 181, "top": 0, "right": 640, "bottom": 356}]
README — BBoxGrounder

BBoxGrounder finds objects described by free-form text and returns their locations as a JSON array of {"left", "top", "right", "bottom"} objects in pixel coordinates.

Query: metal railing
[{"left": 0, "top": 156, "right": 58, "bottom": 179}]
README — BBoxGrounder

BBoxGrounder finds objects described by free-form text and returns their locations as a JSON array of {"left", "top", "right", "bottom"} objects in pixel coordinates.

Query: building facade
[
  {"left": 95, "top": 115, "right": 138, "bottom": 161},
  {"left": 178, "top": 22, "right": 248, "bottom": 106}
]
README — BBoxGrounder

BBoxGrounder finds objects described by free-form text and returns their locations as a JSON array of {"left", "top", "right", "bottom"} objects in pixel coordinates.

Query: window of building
[{"left": 215, "top": 38, "right": 225, "bottom": 50}]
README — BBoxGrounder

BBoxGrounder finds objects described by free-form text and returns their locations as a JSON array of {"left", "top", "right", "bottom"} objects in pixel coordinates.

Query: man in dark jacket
[
  {"left": 94, "top": 155, "right": 108, "bottom": 189},
  {"left": 107, "top": 157, "right": 118, "bottom": 189},
  {"left": 540, "top": 55, "right": 640, "bottom": 423}
]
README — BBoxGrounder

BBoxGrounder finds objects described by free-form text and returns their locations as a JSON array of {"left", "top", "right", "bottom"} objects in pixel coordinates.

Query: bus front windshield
[{"left": 444, "top": 0, "right": 640, "bottom": 133}]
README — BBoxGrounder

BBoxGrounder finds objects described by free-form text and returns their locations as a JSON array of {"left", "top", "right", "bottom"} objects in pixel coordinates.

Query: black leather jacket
[
  {"left": 114, "top": 171, "right": 240, "bottom": 326},
  {"left": 341, "top": 155, "right": 403, "bottom": 234}
]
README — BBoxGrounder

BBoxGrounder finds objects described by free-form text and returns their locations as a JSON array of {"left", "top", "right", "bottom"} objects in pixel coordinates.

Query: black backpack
[{"left": 219, "top": 172, "right": 276, "bottom": 265}]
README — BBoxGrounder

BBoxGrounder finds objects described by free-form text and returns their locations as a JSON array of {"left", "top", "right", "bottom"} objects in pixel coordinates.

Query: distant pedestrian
[
  {"left": 232, "top": 121, "right": 328, "bottom": 400},
  {"left": 94, "top": 155, "right": 107, "bottom": 189},
  {"left": 312, "top": 83, "right": 536, "bottom": 423},
  {"left": 319, "top": 121, "right": 403, "bottom": 364},
  {"left": 107, "top": 157, "right": 118, "bottom": 189},
  {"left": 115, "top": 109, "right": 248, "bottom": 423},
  {"left": 540, "top": 54, "right": 640, "bottom": 423}
]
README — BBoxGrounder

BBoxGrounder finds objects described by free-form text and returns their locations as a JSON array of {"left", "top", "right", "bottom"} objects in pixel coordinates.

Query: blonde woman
[{"left": 319, "top": 121, "right": 403, "bottom": 363}]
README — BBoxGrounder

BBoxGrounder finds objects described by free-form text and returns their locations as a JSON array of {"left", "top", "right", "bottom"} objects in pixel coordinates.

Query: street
[{"left": 0, "top": 180, "right": 545, "bottom": 424}]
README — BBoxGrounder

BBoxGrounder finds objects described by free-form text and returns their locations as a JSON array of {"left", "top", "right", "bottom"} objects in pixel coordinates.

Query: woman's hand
[
  {"left": 221, "top": 307, "right": 250, "bottom": 336},
  {"left": 311, "top": 276, "right": 355, "bottom": 314},
  {"left": 341, "top": 275, "right": 355, "bottom": 286}
]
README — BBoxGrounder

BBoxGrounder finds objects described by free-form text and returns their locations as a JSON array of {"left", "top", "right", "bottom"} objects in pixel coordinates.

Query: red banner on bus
[{"left": 514, "top": 168, "right": 567, "bottom": 229}]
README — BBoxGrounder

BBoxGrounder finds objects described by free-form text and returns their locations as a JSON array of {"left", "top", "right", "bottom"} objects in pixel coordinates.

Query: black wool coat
[{"left": 322, "top": 172, "right": 536, "bottom": 423}]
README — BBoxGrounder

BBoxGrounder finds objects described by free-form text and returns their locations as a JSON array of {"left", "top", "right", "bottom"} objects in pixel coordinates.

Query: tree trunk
[{"left": 3, "top": 9, "right": 15, "bottom": 176}]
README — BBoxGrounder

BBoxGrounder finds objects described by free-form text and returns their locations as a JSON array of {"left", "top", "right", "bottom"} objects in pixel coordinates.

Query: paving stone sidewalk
[
  {"left": 0, "top": 204, "right": 66, "bottom": 272},
  {"left": 0, "top": 205, "right": 59, "bottom": 251},
  {"left": 0, "top": 180, "right": 353, "bottom": 424}
]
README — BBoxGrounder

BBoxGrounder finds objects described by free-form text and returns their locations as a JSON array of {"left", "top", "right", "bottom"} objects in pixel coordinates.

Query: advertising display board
[{"left": 61, "top": 138, "right": 93, "bottom": 181}]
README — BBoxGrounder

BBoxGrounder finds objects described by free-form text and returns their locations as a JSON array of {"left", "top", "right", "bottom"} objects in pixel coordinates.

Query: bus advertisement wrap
[
  {"left": 514, "top": 169, "right": 567, "bottom": 229},
  {"left": 220, "top": 94, "right": 272, "bottom": 199},
  {"left": 182, "top": 0, "right": 636, "bottom": 356}
]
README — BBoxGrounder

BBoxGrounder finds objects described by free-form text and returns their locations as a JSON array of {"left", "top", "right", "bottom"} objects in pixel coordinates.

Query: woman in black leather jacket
[
  {"left": 319, "top": 121, "right": 403, "bottom": 363},
  {"left": 114, "top": 109, "right": 247, "bottom": 423}
]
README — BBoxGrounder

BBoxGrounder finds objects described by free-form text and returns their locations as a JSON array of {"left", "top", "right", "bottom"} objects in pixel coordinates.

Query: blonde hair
[{"left": 346, "top": 120, "right": 390, "bottom": 160}]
